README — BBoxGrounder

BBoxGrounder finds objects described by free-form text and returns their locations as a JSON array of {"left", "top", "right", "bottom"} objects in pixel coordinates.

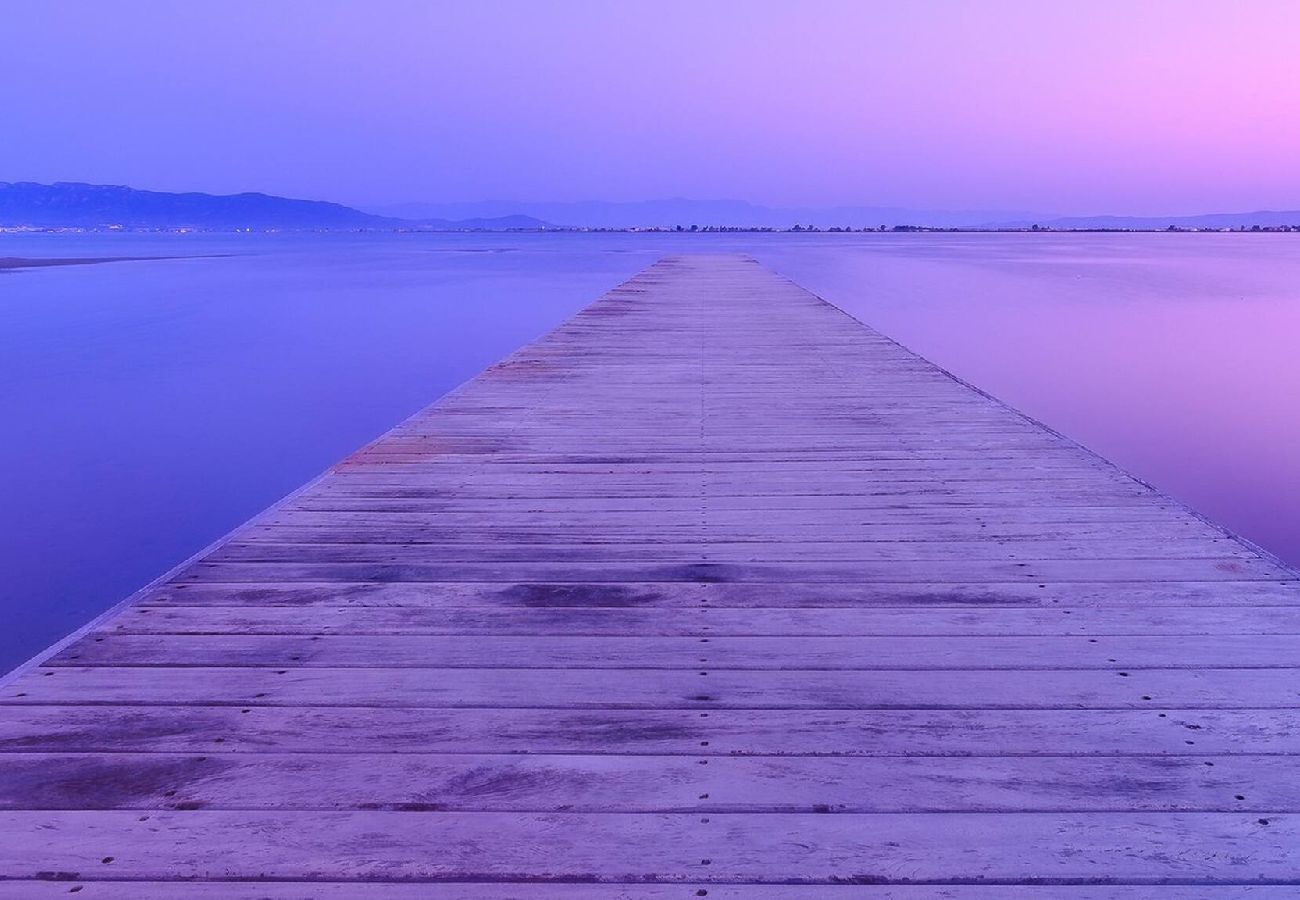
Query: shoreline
[
  {"left": 3, "top": 225, "right": 1298, "bottom": 236},
  {"left": 0, "top": 255, "right": 169, "bottom": 271},
  {"left": 0, "top": 255, "right": 218, "bottom": 271}
]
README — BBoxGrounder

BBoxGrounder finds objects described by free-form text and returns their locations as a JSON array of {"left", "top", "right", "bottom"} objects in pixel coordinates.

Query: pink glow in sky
[{"left": 4, "top": 0, "right": 1299, "bottom": 213}]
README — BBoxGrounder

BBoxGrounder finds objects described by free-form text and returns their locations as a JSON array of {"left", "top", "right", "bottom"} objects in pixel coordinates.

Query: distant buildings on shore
[
  {"left": 4, "top": 223, "right": 1298, "bottom": 235},
  {"left": 559, "top": 223, "right": 1300, "bottom": 234}
]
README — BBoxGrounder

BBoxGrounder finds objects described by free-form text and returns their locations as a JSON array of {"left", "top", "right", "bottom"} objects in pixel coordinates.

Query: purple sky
[{"left": 5, "top": 0, "right": 1298, "bottom": 214}]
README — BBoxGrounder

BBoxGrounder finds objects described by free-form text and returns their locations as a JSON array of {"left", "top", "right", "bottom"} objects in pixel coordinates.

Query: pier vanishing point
[{"left": 1, "top": 255, "right": 1298, "bottom": 896}]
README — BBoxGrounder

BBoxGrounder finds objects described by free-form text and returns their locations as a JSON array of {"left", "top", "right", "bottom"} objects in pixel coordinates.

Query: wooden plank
[
  {"left": 106, "top": 604, "right": 1300, "bottom": 636},
  {"left": 272, "top": 505, "right": 1210, "bottom": 524},
  {"left": 0, "top": 810, "right": 1295, "bottom": 882},
  {"left": 3, "top": 706, "right": 1294, "bottom": 756},
  {"left": 214, "top": 536, "right": 1255, "bottom": 561},
  {"left": 169, "top": 557, "right": 1294, "bottom": 584},
  {"left": 247, "top": 518, "right": 1226, "bottom": 542},
  {"left": 135, "top": 580, "right": 1300, "bottom": 610},
  {"left": 4, "top": 752, "right": 1296, "bottom": 812},
  {"left": 0, "top": 886, "right": 1283, "bottom": 899},
  {"left": 284, "top": 490, "right": 1171, "bottom": 508},
  {"left": 8, "top": 665, "right": 1298, "bottom": 709},
  {"left": 48, "top": 632, "right": 1300, "bottom": 669},
  {"left": 3, "top": 254, "right": 1298, "bottom": 890}
]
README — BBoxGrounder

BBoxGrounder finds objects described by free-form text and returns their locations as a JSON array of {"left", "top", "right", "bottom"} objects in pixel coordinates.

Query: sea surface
[{"left": 1, "top": 231, "right": 1297, "bottom": 671}]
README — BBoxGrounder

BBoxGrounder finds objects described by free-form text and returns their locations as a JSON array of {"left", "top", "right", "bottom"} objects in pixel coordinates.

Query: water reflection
[{"left": 0, "top": 231, "right": 1295, "bottom": 670}]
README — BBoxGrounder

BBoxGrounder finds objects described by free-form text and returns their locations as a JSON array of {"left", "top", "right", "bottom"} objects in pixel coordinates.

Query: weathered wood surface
[
  {"left": 2, "top": 254, "right": 1298, "bottom": 895},
  {"left": 0, "top": 888, "right": 1288, "bottom": 900}
]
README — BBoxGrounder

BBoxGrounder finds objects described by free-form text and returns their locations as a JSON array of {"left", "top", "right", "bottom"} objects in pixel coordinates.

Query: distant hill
[
  {"left": 444, "top": 214, "right": 551, "bottom": 230},
  {"left": 0, "top": 181, "right": 389, "bottom": 229},
  {"left": 0, "top": 182, "right": 551, "bottom": 231},
  {"left": 1029, "top": 210, "right": 1300, "bottom": 230}
]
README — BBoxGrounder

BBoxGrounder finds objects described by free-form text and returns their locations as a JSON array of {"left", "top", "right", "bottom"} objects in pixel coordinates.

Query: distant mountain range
[
  {"left": 370, "top": 198, "right": 1046, "bottom": 229},
  {"left": 1004, "top": 210, "right": 1300, "bottom": 230},
  {"left": 371, "top": 198, "right": 1300, "bottom": 230},
  {"left": 0, "top": 183, "right": 550, "bottom": 231},
  {"left": 4, "top": 182, "right": 1297, "bottom": 232}
]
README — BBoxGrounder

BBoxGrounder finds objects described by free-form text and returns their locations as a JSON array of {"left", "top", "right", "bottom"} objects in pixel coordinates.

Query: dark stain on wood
[
  {"left": 495, "top": 583, "right": 665, "bottom": 608},
  {"left": 0, "top": 755, "right": 228, "bottom": 809}
]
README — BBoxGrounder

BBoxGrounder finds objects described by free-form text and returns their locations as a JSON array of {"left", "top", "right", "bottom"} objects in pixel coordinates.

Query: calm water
[{"left": 1, "top": 232, "right": 1297, "bottom": 670}]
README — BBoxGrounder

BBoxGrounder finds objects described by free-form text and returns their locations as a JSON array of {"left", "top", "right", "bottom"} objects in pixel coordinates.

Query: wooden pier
[{"left": 1, "top": 254, "right": 1297, "bottom": 896}]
